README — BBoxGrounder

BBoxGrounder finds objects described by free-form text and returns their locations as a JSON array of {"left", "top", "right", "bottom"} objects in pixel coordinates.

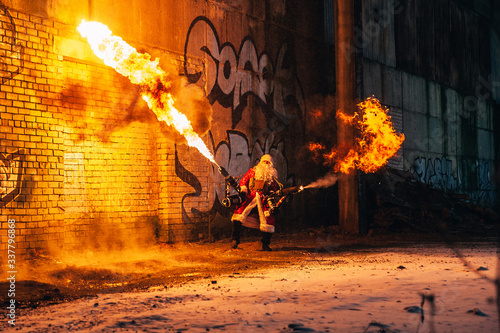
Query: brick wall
[
  {"left": 157, "top": 142, "right": 212, "bottom": 243},
  {"left": 0, "top": 5, "right": 227, "bottom": 262},
  {"left": 0, "top": 9, "right": 167, "bottom": 258},
  {"left": 0, "top": 11, "right": 66, "bottom": 256},
  {"left": 59, "top": 57, "right": 160, "bottom": 252}
]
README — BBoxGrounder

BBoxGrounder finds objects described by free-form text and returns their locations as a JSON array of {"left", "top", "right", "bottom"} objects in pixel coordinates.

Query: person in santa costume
[{"left": 231, "top": 154, "right": 282, "bottom": 251}]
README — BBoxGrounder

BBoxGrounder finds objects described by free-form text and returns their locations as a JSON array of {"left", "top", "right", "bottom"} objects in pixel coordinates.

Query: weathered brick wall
[
  {"left": 0, "top": 11, "right": 66, "bottom": 256},
  {"left": 157, "top": 142, "right": 212, "bottom": 243},
  {"left": 0, "top": 9, "right": 162, "bottom": 258},
  {"left": 59, "top": 57, "right": 160, "bottom": 252}
]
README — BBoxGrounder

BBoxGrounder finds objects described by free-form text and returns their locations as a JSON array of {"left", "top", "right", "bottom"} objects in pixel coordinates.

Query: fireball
[{"left": 310, "top": 97, "right": 404, "bottom": 174}]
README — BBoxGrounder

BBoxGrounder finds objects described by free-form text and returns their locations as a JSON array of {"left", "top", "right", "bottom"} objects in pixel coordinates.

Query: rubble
[{"left": 363, "top": 167, "right": 499, "bottom": 236}]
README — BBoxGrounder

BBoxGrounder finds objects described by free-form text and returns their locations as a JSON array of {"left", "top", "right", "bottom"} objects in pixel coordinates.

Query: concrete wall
[
  {"left": 0, "top": 0, "right": 324, "bottom": 256},
  {"left": 360, "top": 0, "right": 498, "bottom": 207}
]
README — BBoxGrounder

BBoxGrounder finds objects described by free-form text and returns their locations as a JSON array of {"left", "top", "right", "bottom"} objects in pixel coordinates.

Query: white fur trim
[
  {"left": 242, "top": 215, "right": 260, "bottom": 230},
  {"left": 231, "top": 193, "right": 275, "bottom": 233},
  {"left": 255, "top": 193, "right": 275, "bottom": 233},
  {"left": 260, "top": 224, "right": 275, "bottom": 233},
  {"left": 231, "top": 195, "right": 258, "bottom": 229},
  {"left": 232, "top": 213, "right": 260, "bottom": 230}
]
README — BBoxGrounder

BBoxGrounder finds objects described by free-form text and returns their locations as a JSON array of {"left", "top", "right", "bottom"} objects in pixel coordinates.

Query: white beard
[{"left": 254, "top": 162, "right": 278, "bottom": 182}]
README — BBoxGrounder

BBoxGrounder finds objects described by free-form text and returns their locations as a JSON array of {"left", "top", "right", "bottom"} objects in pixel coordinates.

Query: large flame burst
[
  {"left": 310, "top": 97, "right": 404, "bottom": 174},
  {"left": 77, "top": 20, "right": 217, "bottom": 165}
]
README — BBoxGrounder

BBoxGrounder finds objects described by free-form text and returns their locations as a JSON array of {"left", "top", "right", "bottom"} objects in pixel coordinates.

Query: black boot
[
  {"left": 231, "top": 221, "right": 242, "bottom": 249},
  {"left": 261, "top": 244, "right": 272, "bottom": 251},
  {"left": 261, "top": 232, "right": 272, "bottom": 251}
]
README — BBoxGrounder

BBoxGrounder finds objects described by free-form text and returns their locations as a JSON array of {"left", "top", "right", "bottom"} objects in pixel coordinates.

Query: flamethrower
[
  {"left": 264, "top": 185, "right": 304, "bottom": 214},
  {"left": 218, "top": 166, "right": 246, "bottom": 208},
  {"left": 217, "top": 166, "right": 305, "bottom": 211}
]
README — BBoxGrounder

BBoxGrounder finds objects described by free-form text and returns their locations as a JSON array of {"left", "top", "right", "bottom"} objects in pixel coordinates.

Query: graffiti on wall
[
  {"left": 176, "top": 130, "right": 295, "bottom": 222},
  {"left": 213, "top": 131, "right": 290, "bottom": 185},
  {"left": 0, "top": 2, "right": 24, "bottom": 84},
  {"left": 176, "top": 16, "right": 304, "bottom": 222},
  {"left": 184, "top": 16, "right": 305, "bottom": 131},
  {"left": 411, "top": 156, "right": 495, "bottom": 206},
  {"left": 460, "top": 159, "right": 495, "bottom": 206},
  {"left": 0, "top": 3, "right": 25, "bottom": 208},
  {"left": 174, "top": 145, "right": 203, "bottom": 222},
  {"left": 0, "top": 150, "right": 25, "bottom": 208},
  {"left": 411, "top": 156, "right": 458, "bottom": 191},
  {"left": 209, "top": 130, "right": 293, "bottom": 211}
]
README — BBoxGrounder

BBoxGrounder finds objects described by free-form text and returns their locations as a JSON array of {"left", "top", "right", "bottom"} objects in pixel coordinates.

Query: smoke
[
  {"left": 97, "top": 84, "right": 158, "bottom": 143},
  {"left": 305, "top": 94, "right": 337, "bottom": 146},
  {"left": 157, "top": 68, "right": 213, "bottom": 144},
  {"left": 59, "top": 76, "right": 209, "bottom": 145},
  {"left": 305, "top": 172, "right": 338, "bottom": 189},
  {"left": 97, "top": 63, "right": 213, "bottom": 145}
]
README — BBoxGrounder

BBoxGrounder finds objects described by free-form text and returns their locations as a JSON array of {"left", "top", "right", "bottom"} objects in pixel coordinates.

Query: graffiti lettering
[
  {"left": 412, "top": 156, "right": 457, "bottom": 192},
  {"left": 0, "top": 4, "right": 25, "bottom": 207},
  {"left": 176, "top": 16, "right": 305, "bottom": 222},
  {"left": 174, "top": 145, "right": 203, "bottom": 223},
  {"left": 460, "top": 159, "right": 495, "bottom": 206},
  {"left": 411, "top": 156, "right": 495, "bottom": 206},
  {"left": 184, "top": 16, "right": 305, "bottom": 130},
  {"left": 174, "top": 130, "right": 293, "bottom": 222},
  {"left": 209, "top": 130, "right": 293, "bottom": 213}
]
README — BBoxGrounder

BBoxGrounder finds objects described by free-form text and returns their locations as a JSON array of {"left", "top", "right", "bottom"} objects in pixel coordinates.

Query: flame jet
[{"left": 77, "top": 20, "right": 217, "bottom": 166}]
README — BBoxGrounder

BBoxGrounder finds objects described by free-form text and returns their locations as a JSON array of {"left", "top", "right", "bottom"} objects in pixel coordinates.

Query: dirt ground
[
  {"left": 1, "top": 229, "right": 383, "bottom": 310},
  {"left": 1, "top": 230, "right": 499, "bottom": 332}
]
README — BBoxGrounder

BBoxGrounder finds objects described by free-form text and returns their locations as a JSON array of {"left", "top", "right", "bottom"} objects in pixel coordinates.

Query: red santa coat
[{"left": 231, "top": 168, "right": 280, "bottom": 233}]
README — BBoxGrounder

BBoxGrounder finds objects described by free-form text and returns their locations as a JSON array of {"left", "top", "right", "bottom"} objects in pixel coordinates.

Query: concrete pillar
[{"left": 335, "top": 0, "right": 360, "bottom": 233}]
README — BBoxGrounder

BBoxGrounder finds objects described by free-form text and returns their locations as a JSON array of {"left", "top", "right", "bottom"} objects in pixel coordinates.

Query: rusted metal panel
[
  {"left": 324, "top": 0, "right": 335, "bottom": 46},
  {"left": 455, "top": 0, "right": 492, "bottom": 20},
  {"left": 468, "top": 13, "right": 481, "bottom": 93},
  {"left": 449, "top": 2, "right": 464, "bottom": 90}
]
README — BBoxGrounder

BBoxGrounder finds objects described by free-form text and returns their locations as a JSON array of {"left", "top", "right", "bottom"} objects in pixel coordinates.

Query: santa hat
[{"left": 260, "top": 154, "right": 273, "bottom": 165}]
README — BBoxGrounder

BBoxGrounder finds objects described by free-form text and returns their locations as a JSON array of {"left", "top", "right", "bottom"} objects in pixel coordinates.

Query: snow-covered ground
[{"left": 4, "top": 243, "right": 499, "bottom": 332}]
